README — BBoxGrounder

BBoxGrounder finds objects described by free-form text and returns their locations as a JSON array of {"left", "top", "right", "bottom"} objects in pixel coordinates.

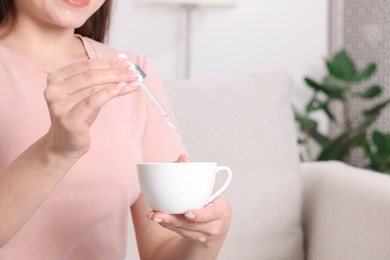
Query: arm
[
  {"left": 0, "top": 135, "right": 77, "bottom": 247},
  {"left": 0, "top": 57, "right": 139, "bottom": 247},
  {"left": 131, "top": 155, "right": 231, "bottom": 260}
]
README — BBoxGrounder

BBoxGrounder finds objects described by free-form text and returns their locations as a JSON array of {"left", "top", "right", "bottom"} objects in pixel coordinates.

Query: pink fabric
[{"left": 0, "top": 36, "right": 186, "bottom": 259}]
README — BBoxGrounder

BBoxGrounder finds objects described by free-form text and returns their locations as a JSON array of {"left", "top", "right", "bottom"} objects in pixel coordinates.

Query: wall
[
  {"left": 335, "top": 0, "right": 390, "bottom": 166},
  {"left": 109, "top": 0, "right": 329, "bottom": 149},
  {"left": 109, "top": 0, "right": 329, "bottom": 86}
]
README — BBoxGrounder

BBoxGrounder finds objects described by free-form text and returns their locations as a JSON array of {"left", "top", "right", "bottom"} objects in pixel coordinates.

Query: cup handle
[{"left": 206, "top": 166, "right": 232, "bottom": 205}]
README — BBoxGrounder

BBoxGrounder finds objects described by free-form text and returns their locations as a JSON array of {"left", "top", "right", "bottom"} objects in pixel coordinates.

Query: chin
[
  {"left": 47, "top": 10, "right": 95, "bottom": 30},
  {"left": 47, "top": 19, "right": 88, "bottom": 31},
  {"left": 43, "top": 0, "right": 105, "bottom": 30}
]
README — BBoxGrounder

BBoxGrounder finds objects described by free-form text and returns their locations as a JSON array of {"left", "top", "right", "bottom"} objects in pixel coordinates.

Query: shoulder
[{"left": 80, "top": 36, "right": 147, "bottom": 67}]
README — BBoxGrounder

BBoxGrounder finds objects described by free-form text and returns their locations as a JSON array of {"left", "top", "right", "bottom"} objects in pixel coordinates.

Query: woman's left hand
[
  {"left": 146, "top": 155, "right": 232, "bottom": 247},
  {"left": 146, "top": 195, "right": 231, "bottom": 246}
]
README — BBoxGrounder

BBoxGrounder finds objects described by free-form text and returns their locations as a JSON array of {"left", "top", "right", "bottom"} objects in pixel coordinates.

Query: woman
[{"left": 0, "top": 0, "right": 231, "bottom": 259}]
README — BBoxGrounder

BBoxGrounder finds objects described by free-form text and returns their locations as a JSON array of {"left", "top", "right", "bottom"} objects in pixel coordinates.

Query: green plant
[{"left": 295, "top": 49, "right": 390, "bottom": 173}]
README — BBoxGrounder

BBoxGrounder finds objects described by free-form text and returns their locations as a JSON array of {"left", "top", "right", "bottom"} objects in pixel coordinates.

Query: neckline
[{"left": 0, "top": 34, "right": 95, "bottom": 78}]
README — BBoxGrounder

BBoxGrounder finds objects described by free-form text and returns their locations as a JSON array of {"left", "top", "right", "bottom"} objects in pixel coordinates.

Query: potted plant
[{"left": 295, "top": 49, "right": 390, "bottom": 173}]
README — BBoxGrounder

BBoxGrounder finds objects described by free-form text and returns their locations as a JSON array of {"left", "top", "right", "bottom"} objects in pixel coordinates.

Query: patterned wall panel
[{"left": 342, "top": 0, "right": 390, "bottom": 166}]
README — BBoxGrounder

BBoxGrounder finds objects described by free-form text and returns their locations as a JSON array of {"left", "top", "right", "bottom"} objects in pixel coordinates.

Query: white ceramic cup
[{"left": 137, "top": 162, "right": 232, "bottom": 214}]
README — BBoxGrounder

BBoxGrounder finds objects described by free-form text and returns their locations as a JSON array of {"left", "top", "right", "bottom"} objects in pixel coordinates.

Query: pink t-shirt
[{"left": 0, "top": 36, "right": 186, "bottom": 259}]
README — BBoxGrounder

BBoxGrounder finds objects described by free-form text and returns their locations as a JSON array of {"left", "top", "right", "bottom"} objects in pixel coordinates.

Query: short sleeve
[{"left": 140, "top": 57, "right": 188, "bottom": 162}]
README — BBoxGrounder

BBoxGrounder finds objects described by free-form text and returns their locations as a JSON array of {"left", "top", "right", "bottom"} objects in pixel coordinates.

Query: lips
[{"left": 62, "top": 0, "right": 90, "bottom": 8}]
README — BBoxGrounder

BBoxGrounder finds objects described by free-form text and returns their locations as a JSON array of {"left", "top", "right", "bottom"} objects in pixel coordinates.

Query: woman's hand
[
  {"left": 146, "top": 155, "right": 232, "bottom": 247},
  {"left": 43, "top": 57, "right": 139, "bottom": 159},
  {"left": 147, "top": 196, "right": 231, "bottom": 247}
]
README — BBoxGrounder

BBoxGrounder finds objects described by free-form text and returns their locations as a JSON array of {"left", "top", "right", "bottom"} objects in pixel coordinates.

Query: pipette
[{"left": 118, "top": 54, "right": 181, "bottom": 134}]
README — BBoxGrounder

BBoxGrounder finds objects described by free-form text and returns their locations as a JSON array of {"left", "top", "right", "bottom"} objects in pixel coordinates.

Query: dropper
[{"left": 118, "top": 54, "right": 181, "bottom": 134}]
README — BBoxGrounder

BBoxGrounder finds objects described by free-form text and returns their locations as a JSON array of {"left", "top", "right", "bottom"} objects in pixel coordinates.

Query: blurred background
[
  {"left": 108, "top": 0, "right": 328, "bottom": 108},
  {"left": 108, "top": 0, "right": 390, "bottom": 172}
]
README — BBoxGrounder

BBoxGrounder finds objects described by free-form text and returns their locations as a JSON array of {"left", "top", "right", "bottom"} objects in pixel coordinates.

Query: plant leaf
[
  {"left": 372, "top": 131, "right": 388, "bottom": 156},
  {"left": 326, "top": 50, "right": 357, "bottom": 82},
  {"left": 304, "top": 77, "right": 322, "bottom": 92},
  {"left": 349, "top": 132, "right": 366, "bottom": 148},
  {"left": 294, "top": 112, "right": 317, "bottom": 131},
  {"left": 317, "top": 133, "right": 349, "bottom": 161},
  {"left": 354, "top": 63, "right": 377, "bottom": 82},
  {"left": 304, "top": 77, "right": 346, "bottom": 99},
  {"left": 305, "top": 97, "right": 321, "bottom": 113},
  {"left": 323, "top": 105, "right": 336, "bottom": 121},
  {"left": 321, "top": 79, "right": 347, "bottom": 99},
  {"left": 294, "top": 112, "right": 330, "bottom": 147},
  {"left": 363, "top": 99, "right": 390, "bottom": 117},
  {"left": 358, "top": 113, "right": 380, "bottom": 130},
  {"left": 306, "top": 97, "right": 330, "bottom": 113},
  {"left": 369, "top": 152, "right": 382, "bottom": 170},
  {"left": 356, "top": 85, "right": 382, "bottom": 99},
  {"left": 311, "top": 129, "right": 330, "bottom": 147},
  {"left": 361, "top": 135, "right": 379, "bottom": 169}
]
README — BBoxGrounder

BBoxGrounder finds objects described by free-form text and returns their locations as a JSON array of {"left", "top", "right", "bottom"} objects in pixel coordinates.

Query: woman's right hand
[{"left": 43, "top": 57, "right": 139, "bottom": 160}]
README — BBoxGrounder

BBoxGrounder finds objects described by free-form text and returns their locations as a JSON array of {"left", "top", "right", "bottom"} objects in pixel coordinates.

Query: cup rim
[{"left": 137, "top": 162, "right": 217, "bottom": 166}]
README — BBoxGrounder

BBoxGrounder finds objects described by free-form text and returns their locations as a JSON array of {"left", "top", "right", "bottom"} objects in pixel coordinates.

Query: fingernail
[
  {"left": 146, "top": 212, "right": 153, "bottom": 219},
  {"left": 185, "top": 212, "right": 196, "bottom": 220},
  {"left": 117, "top": 53, "right": 132, "bottom": 67},
  {"left": 152, "top": 218, "right": 163, "bottom": 223},
  {"left": 129, "top": 64, "right": 138, "bottom": 72},
  {"left": 117, "top": 53, "right": 129, "bottom": 59}
]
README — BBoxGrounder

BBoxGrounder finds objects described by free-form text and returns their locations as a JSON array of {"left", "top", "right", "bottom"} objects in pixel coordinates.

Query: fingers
[
  {"left": 176, "top": 154, "right": 190, "bottom": 163},
  {"left": 48, "top": 57, "right": 133, "bottom": 84},
  {"left": 57, "top": 67, "right": 140, "bottom": 95},
  {"left": 59, "top": 81, "right": 140, "bottom": 109},
  {"left": 66, "top": 81, "right": 139, "bottom": 127},
  {"left": 47, "top": 58, "right": 140, "bottom": 97},
  {"left": 184, "top": 197, "right": 227, "bottom": 223},
  {"left": 146, "top": 210, "right": 227, "bottom": 245},
  {"left": 147, "top": 196, "right": 229, "bottom": 225},
  {"left": 145, "top": 195, "right": 231, "bottom": 245},
  {"left": 147, "top": 211, "right": 215, "bottom": 234},
  {"left": 45, "top": 57, "right": 141, "bottom": 113}
]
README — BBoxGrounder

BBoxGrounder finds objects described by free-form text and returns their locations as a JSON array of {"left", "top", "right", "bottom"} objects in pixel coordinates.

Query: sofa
[{"left": 126, "top": 71, "right": 390, "bottom": 260}]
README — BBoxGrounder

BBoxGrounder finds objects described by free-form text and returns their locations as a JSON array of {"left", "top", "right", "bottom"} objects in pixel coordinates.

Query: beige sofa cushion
[
  {"left": 164, "top": 71, "right": 303, "bottom": 259},
  {"left": 301, "top": 161, "right": 390, "bottom": 260}
]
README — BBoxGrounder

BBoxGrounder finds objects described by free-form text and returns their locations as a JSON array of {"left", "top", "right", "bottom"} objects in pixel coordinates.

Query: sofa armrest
[{"left": 301, "top": 161, "right": 390, "bottom": 260}]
